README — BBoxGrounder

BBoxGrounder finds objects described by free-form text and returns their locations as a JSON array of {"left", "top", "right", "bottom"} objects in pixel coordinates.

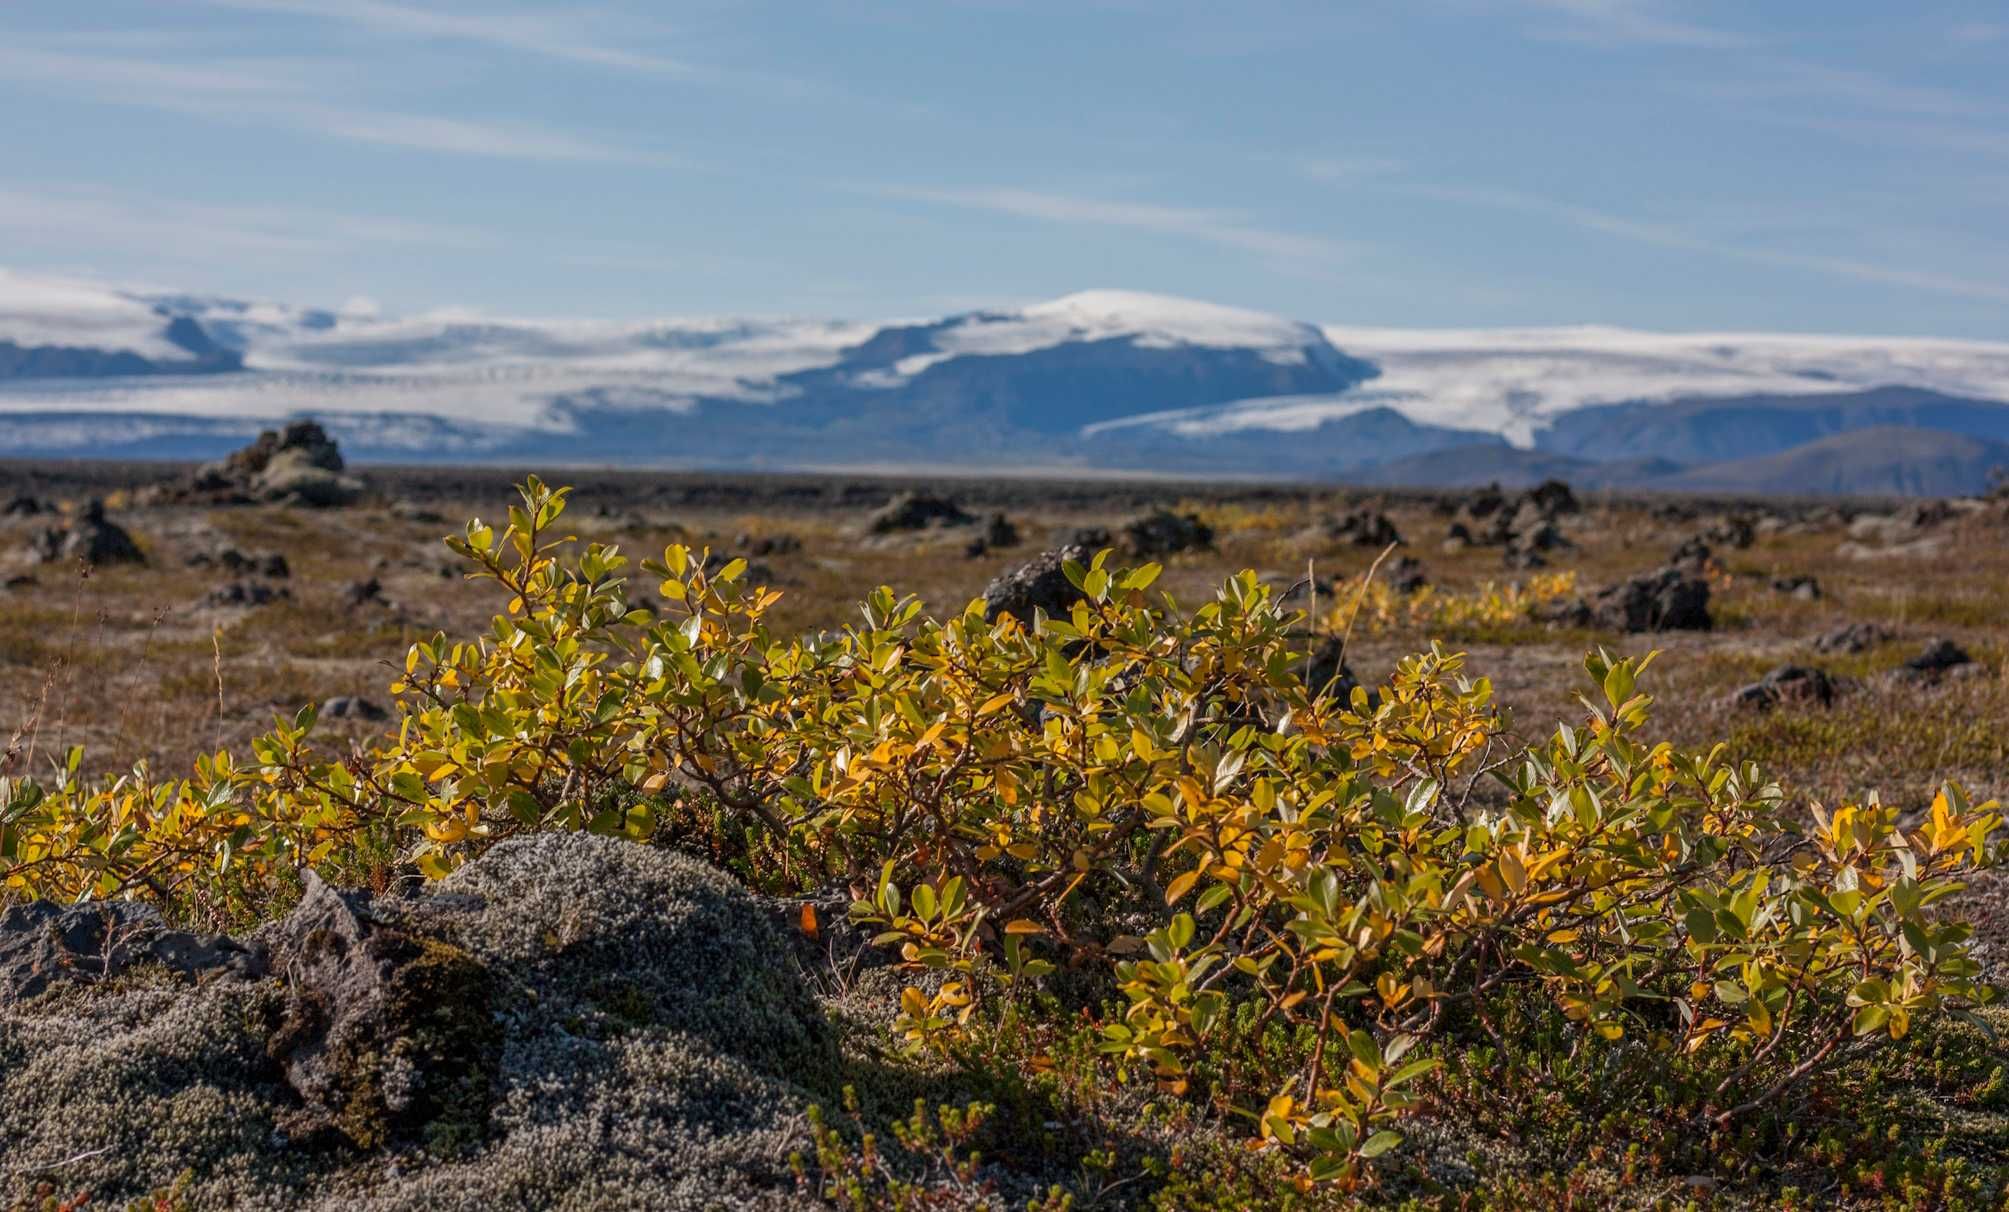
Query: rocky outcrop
[
  {"left": 1121, "top": 509, "right": 1213, "bottom": 557},
  {"left": 866, "top": 492, "right": 974, "bottom": 534},
  {"left": 983, "top": 544, "right": 1090, "bottom": 624},
  {"left": 0, "top": 834, "right": 839, "bottom": 1210},
  {"left": 27, "top": 499, "right": 145, "bottom": 566},
  {"left": 151, "top": 421, "right": 364, "bottom": 508},
  {"left": 1588, "top": 566, "right": 1712, "bottom": 632}
]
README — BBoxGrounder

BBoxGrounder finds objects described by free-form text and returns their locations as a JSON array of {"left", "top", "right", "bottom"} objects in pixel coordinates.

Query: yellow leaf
[
  {"left": 1165, "top": 868, "right": 1202, "bottom": 904},
  {"left": 799, "top": 903, "right": 820, "bottom": 939},
  {"left": 1004, "top": 918, "right": 1045, "bottom": 935}
]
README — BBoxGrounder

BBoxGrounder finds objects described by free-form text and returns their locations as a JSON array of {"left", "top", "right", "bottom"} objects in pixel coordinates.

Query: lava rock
[
  {"left": 866, "top": 491, "right": 974, "bottom": 534},
  {"left": 1770, "top": 575, "right": 1821, "bottom": 600},
  {"left": 28, "top": 499, "right": 145, "bottom": 567},
  {"left": 1813, "top": 621, "right": 1892, "bottom": 654},
  {"left": 1903, "top": 638, "right": 1974, "bottom": 678},
  {"left": 320, "top": 696, "right": 390, "bottom": 721},
  {"left": 1122, "top": 510, "right": 1213, "bottom": 557},
  {"left": 0, "top": 900, "right": 260, "bottom": 1003},
  {"left": 1590, "top": 566, "right": 1712, "bottom": 632},
  {"left": 203, "top": 581, "right": 291, "bottom": 608},
  {"left": 1728, "top": 665, "right": 1836, "bottom": 711},
  {"left": 982, "top": 545, "right": 1090, "bottom": 624}
]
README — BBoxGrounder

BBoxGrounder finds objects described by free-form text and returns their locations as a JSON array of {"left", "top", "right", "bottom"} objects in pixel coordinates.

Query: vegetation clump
[{"left": 0, "top": 478, "right": 2001, "bottom": 1205}]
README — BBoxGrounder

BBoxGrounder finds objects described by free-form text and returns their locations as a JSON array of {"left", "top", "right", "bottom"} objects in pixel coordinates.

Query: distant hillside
[
  {"left": 5, "top": 268, "right": 2009, "bottom": 493},
  {"left": 1642, "top": 426, "right": 2009, "bottom": 497},
  {"left": 1535, "top": 385, "right": 2009, "bottom": 464}
]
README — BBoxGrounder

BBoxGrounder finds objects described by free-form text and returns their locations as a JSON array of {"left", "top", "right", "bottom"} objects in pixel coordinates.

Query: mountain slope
[
  {"left": 3, "top": 270, "right": 2009, "bottom": 491},
  {"left": 1641, "top": 426, "right": 2009, "bottom": 497}
]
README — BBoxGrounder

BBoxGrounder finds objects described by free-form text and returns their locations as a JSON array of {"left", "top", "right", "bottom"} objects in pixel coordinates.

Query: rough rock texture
[
  {"left": 1121, "top": 509, "right": 1213, "bottom": 557},
  {"left": 154, "top": 422, "right": 364, "bottom": 508},
  {"left": 1589, "top": 566, "right": 1712, "bottom": 632},
  {"left": 0, "top": 900, "right": 259, "bottom": 1001},
  {"left": 28, "top": 499, "right": 145, "bottom": 567},
  {"left": 1814, "top": 621, "right": 1893, "bottom": 654},
  {"left": 866, "top": 491, "right": 974, "bottom": 533},
  {"left": 982, "top": 544, "right": 1089, "bottom": 624},
  {"left": 1901, "top": 638, "right": 1975, "bottom": 680},
  {"left": 0, "top": 834, "right": 839, "bottom": 1210},
  {"left": 1727, "top": 665, "right": 1837, "bottom": 711}
]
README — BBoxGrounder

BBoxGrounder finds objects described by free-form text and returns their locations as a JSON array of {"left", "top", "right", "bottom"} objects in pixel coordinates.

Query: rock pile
[
  {"left": 1588, "top": 566, "right": 1712, "bottom": 632},
  {"left": 865, "top": 491, "right": 974, "bottom": 534},
  {"left": 1121, "top": 509, "right": 1213, "bottom": 557},
  {"left": 27, "top": 499, "right": 145, "bottom": 567},
  {"left": 154, "top": 421, "right": 364, "bottom": 507},
  {"left": 1444, "top": 479, "right": 1577, "bottom": 568}
]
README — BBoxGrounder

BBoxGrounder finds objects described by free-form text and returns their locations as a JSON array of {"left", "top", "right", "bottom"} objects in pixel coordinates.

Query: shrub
[{"left": 1, "top": 479, "right": 1999, "bottom": 1188}]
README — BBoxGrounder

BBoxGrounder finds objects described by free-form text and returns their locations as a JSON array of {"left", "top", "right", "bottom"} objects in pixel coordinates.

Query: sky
[{"left": 4, "top": 1, "right": 2007, "bottom": 336}]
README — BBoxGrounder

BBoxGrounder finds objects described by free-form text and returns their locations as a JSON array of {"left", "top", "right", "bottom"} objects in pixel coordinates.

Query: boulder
[
  {"left": 1589, "top": 566, "right": 1712, "bottom": 632},
  {"left": 152, "top": 421, "right": 364, "bottom": 508},
  {"left": 320, "top": 696, "right": 390, "bottom": 721},
  {"left": 866, "top": 492, "right": 974, "bottom": 534},
  {"left": 1121, "top": 510, "right": 1213, "bottom": 557},
  {"left": 202, "top": 581, "right": 291, "bottom": 608},
  {"left": 1902, "top": 638, "right": 1974, "bottom": 679},
  {"left": 0, "top": 834, "right": 839, "bottom": 1208},
  {"left": 1770, "top": 575, "right": 1821, "bottom": 601},
  {"left": 0, "top": 900, "right": 259, "bottom": 1002},
  {"left": 964, "top": 512, "right": 1022, "bottom": 558},
  {"left": 1316, "top": 507, "right": 1402, "bottom": 548},
  {"left": 1813, "top": 621, "right": 1893, "bottom": 654},
  {"left": 982, "top": 545, "right": 1090, "bottom": 624},
  {"left": 28, "top": 499, "right": 145, "bottom": 567},
  {"left": 1727, "top": 665, "right": 1837, "bottom": 711}
]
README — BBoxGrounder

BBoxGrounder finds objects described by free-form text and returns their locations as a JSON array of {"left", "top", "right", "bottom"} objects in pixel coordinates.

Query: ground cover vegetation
[{"left": 2, "top": 470, "right": 2006, "bottom": 1209}]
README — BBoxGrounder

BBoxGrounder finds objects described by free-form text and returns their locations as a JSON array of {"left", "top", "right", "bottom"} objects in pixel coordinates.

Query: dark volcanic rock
[
  {"left": 0, "top": 900, "right": 259, "bottom": 1003},
  {"left": 1590, "top": 566, "right": 1712, "bottom": 632},
  {"left": 203, "top": 580, "right": 291, "bottom": 608},
  {"left": 866, "top": 491, "right": 975, "bottom": 533},
  {"left": 2, "top": 494, "right": 45, "bottom": 517},
  {"left": 341, "top": 576, "right": 384, "bottom": 608},
  {"left": 153, "top": 421, "right": 364, "bottom": 508},
  {"left": 1386, "top": 555, "right": 1428, "bottom": 594},
  {"left": 1770, "top": 574, "right": 1821, "bottom": 600},
  {"left": 1728, "top": 664, "right": 1837, "bottom": 711},
  {"left": 28, "top": 499, "right": 145, "bottom": 567},
  {"left": 1903, "top": 638, "right": 1974, "bottom": 678},
  {"left": 320, "top": 695, "right": 390, "bottom": 721},
  {"left": 1814, "top": 621, "right": 1893, "bottom": 654},
  {"left": 983, "top": 544, "right": 1090, "bottom": 624},
  {"left": 1318, "top": 507, "right": 1402, "bottom": 548},
  {"left": 964, "top": 511, "right": 1022, "bottom": 558},
  {"left": 1122, "top": 509, "right": 1213, "bottom": 557}
]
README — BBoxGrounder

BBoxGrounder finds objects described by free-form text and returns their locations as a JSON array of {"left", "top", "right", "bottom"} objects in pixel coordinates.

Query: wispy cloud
[
  {"left": 873, "top": 185, "right": 1350, "bottom": 263},
  {"left": 1520, "top": 0, "right": 1752, "bottom": 49},
  {"left": 0, "top": 185, "right": 493, "bottom": 261},
  {"left": 1408, "top": 183, "right": 2009, "bottom": 305},
  {"left": 196, "top": 0, "right": 702, "bottom": 77},
  {"left": 0, "top": 42, "right": 662, "bottom": 162}
]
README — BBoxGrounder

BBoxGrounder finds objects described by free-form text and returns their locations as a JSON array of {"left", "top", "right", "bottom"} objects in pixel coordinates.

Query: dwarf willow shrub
[
  {"left": 1323, "top": 569, "right": 1579, "bottom": 637},
  {"left": 1, "top": 479, "right": 2000, "bottom": 1185}
]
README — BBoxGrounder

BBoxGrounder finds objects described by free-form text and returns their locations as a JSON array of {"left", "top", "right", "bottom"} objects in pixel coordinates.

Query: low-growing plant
[{"left": 1, "top": 479, "right": 1999, "bottom": 1190}]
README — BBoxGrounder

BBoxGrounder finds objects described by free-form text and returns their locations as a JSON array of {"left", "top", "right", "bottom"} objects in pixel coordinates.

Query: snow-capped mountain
[{"left": 4, "top": 269, "right": 2009, "bottom": 493}]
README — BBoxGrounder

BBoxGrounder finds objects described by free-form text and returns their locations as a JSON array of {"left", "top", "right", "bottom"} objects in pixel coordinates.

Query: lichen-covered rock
[
  {"left": 0, "top": 900, "right": 258, "bottom": 1001},
  {"left": 149, "top": 421, "right": 365, "bottom": 508},
  {"left": 982, "top": 544, "right": 1090, "bottom": 624},
  {"left": 0, "top": 834, "right": 839, "bottom": 1210}
]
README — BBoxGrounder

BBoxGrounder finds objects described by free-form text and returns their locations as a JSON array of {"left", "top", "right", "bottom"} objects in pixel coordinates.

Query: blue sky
[{"left": 4, "top": 1, "right": 2007, "bottom": 335}]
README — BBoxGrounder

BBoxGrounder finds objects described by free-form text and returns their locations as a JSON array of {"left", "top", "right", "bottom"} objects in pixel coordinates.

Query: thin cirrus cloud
[
  {"left": 873, "top": 185, "right": 1352, "bottom": 264},
  {"left": 1402, "top": 183, "right": 2009, "bottom": 305},
  {"left": 1518, "top": 0, "right": 1754, "bottom": 49},
  {"left": 0, "top": 185, "right": 493, "bottom": 261},
  {"left": 193, "top": 0, "right": 703, "bottom": 77},
  {"left": 0, "top": 40, "right": 663, "bottom": 164}
]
